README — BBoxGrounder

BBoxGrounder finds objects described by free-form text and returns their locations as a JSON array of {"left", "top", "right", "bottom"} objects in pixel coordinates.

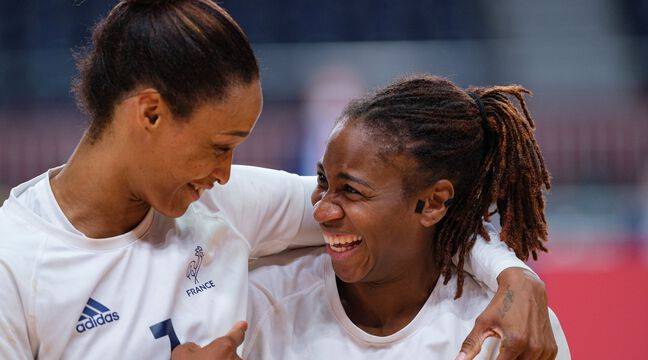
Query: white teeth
[
  {"left": 323, "top": 233, "right": 362, "bottom": 246},
  {"left": 190, "top": 183, "right": 205, "bottom": 195}
]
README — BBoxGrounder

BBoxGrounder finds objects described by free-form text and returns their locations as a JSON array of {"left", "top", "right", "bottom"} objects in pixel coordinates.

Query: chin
[
  {"left": 152, "top": 199, "right": 192, "bottom": 219},
  {"left": 165, "top": 207, "right": 190, "bottom": 218},
  {"left": 332, "top": 265, "right": 366, "bottom": 284}
]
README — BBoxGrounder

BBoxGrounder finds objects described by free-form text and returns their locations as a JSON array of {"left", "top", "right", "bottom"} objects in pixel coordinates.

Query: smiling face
[
  {"left": 312, "top": 121, "right": 438, "bottom": 283},
  {"left": 129, "top": 80, "right": 263, "bottom": 218}
]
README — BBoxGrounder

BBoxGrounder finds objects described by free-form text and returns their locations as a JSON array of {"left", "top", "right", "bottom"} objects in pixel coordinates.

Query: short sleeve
[
  {"left": 198, "top": 166, "right": 323, "bottom": 256},
  {"left": 455, "top": 223, "right": 536, "bottom": 291},
  {"left": 0, "top": 260, "right": 35, "bottom": 359}
]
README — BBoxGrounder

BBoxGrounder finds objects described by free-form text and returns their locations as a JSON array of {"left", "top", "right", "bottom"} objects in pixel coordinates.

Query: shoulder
[
  {"left": 193, "top": 165, "right": 308, "bottom": 220},
  {"left": 248, "top": 247, "right": 327, "bottom": 309},
  {"left": 0, "top": 203, "right": 47, "bottom": 270},
  {"left": 0, "top": 174, "right": 59, "bottom": 291},
  {"left": 206, "top": 165, "right": 303, "bottom": 199},
  {"left": 0, "top": 171, "right": 53, "bottom": 255}
]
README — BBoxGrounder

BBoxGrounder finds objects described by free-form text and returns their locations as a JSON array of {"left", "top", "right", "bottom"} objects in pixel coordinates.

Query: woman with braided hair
[{"left": 244, "top": 75, "right": 570, "bottom": 359}]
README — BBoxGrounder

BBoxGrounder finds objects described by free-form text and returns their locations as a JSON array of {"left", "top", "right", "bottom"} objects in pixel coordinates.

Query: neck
[
  {"left": 337, "top": 249, "right": 440, "bottom": 336},
  {"left": 50, "top": 132, "right": 150, "bottom": 238}
]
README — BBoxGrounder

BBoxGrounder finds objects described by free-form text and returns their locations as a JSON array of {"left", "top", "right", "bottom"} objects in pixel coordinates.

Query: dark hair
[
  {"left": 73, "top": 0, "right": 259, "bottom": 140},
  {"left": 341, "top": 75, "right": 551, "bottom": 298}
]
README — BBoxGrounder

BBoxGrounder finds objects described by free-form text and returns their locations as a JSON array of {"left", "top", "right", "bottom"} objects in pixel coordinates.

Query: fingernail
[{"left": 454, "top": 352, "right": 467, "bottom": 360}]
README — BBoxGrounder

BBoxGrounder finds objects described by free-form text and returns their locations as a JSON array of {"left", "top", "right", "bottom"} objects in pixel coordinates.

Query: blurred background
[{"left": 1, "top": 0, "right": 647, "bottom": 357}]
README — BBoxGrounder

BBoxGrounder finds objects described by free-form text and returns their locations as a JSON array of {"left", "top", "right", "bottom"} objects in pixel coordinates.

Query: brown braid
[{"left": 341, "top": 75, "right": 551, "bottom": 298}]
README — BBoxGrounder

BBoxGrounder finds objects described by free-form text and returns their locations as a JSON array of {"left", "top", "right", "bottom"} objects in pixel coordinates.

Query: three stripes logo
[{"left": 76, "top": 298, "right": 120, "bottom": 333}]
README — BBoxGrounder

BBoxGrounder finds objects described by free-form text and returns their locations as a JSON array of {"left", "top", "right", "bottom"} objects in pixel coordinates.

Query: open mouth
[
  {"left": 187, "top": 182, "right": 211, "bottom": 200},
  {"left": 323, "top": 232, "right": 363, "bottom": 253}
]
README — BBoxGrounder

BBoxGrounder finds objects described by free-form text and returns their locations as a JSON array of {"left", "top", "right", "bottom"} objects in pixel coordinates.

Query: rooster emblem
[{"left": 186, "top": 246, "right": 204, "bottom": 284}]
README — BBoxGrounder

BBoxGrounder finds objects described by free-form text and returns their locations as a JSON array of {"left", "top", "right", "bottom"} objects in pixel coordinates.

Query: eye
[
  {"left": 343, "top": 184, "right": 362, "bottom": 196},
  {"left": 212, "top": 146, "right": 231, "bottom": 157},
  {"left": 316, "top": 172, "right": 328, "bottom": 188}
]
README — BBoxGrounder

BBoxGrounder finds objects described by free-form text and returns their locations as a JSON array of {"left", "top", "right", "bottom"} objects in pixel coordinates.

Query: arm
[
  {"left": 455, "top": 222, "right": 535, "bottom": 292},
  {"left": 199, "top": 166, "right": 323, "bottom": 257},
  {"left": 455, "top": 225, "right": 557, "bottom": 360}
]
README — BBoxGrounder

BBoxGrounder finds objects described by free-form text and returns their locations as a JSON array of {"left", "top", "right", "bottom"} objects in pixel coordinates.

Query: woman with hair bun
[{"left": 0, "top": 1, "right": 556, "bottom": 359}]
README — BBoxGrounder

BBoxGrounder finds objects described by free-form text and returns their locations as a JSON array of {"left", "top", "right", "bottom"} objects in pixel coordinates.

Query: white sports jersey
[
  {"left": 0, "top": 165, "right": 320, "bottom": 359},
  {"left": 244, "top": 247, "right": 570, "bottom": 360},
  {"left": 0, "top": 165, "right": 531, "bottom": 359}
]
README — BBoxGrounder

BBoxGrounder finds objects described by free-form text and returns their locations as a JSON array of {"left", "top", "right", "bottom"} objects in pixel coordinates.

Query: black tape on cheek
[{"left": 414, "top": 200, "right": 425, "bottom": 213}]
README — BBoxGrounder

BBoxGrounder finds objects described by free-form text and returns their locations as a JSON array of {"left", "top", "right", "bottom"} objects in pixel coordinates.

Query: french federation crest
[{"left": 186, "top": 246, "right": 204, "bottom": 284}]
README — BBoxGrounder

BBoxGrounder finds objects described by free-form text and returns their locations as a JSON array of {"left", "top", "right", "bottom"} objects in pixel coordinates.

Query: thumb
[
  {"left": 456, "top": 325, "right": 498, "bottom": 360},
  {"left": 225, "top": 320, "right": 248, "bottom": 346}
]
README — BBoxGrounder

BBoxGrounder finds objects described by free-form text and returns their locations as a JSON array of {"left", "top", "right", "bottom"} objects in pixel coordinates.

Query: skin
[
  {"left": 313, "top": 121, "right": 558, "bottom": 359},
  {"left": 172, "top": 321, "right": 248, "bottom": 360},
  {"left": 51, "top": 80, "right": 263, "bottom": 238},
  {"left": 312, "top": 121, "right": 452, "bottom": 335}
]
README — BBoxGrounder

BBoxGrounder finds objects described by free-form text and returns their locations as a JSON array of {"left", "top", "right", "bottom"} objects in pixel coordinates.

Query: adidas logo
[{"left": 75, "top": 298, "right": 120, "bottom": 333}]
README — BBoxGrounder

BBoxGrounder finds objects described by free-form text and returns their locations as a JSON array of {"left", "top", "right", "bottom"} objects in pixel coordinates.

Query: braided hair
[{"left": 341, "top": 75, "right": 551, "bottom": 298}]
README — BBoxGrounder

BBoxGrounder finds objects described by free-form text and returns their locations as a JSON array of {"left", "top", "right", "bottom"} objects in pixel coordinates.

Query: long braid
[
  {"left": 342, "top": 75, "right": 551, "bottom": 298},
  {"left": 438, "top": 85, "right": 551, "bottom": 297}
]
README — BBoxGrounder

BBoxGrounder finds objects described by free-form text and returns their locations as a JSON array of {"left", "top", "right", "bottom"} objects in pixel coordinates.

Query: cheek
[
  {"left": 166, "top": 147, "right": 212, "bottom": 178},
  {"left": 350, "top": 204, "right": 407, "bottom": 258}
]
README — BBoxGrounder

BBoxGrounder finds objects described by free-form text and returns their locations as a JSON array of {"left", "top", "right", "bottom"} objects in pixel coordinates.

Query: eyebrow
[
  {"left": 338, "top": 172, "right": 374, "bottom": 189},
  {"left": 219, "top": 130, "right": 250, "bottom": 137},
  {"left": 317, "top": 162, "right": 374, "bottom": 190}
]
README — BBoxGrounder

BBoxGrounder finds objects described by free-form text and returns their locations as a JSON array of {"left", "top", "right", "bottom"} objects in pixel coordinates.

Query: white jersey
[
  {"left": 0, "top": 165, "right": 531, "bottom": 359},
  {"left": 244, "top": 247, "right": 570, "bottom": 360},
  {"left": 0, "top": 165, "right": 320, "bottom": 359}
]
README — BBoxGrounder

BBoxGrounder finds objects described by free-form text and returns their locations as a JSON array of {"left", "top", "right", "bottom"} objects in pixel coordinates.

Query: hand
[
  {"left": 456, "top": 268, "right": 558, "bottom": 360},
  {"left": 171, "top": 321, "right": 247, "bottom": 360}
]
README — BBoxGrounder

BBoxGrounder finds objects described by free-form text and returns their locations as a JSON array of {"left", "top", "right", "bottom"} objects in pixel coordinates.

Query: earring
[{"left": 414, "top": 200, "right": 425, "bottom": 213}]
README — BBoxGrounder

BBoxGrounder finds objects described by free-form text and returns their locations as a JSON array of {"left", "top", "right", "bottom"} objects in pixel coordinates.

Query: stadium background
[{"left": 1, "top": 0, "right": 646, "bottom": 358}]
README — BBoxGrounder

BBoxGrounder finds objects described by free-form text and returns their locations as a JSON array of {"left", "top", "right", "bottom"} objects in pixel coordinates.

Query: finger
[
  {"left": 535, "top": 339, "right": 558, "bottom": 360},
  {"left": 522, "top": 340, "right": 552, "bottom": 360},
  {"left": 205, "top": 321, "right": 248, "bottom": 355},
  {"left": 171, "top": 342, "right": 200, "bottom": 359},
  {"left": 530, "top": 311, "right": 557, "bottom": 360},
  {"left": 225, "top": 320, "right": 248, "bottom": 346},
  {"left": 516, "top": 349, "right": 539, "bottom": 360},
  {"left": 495, "top": 337, "right": 525, "bottom": 360},
  {"left": 536, "top": 348, "right": 551, "bottom": 360},
  {"left": 457, "top": 326, "right": 498, "bottom": 360}
]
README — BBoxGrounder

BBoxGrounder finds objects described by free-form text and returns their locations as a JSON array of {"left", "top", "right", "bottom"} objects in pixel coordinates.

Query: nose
[
  {"left": 211, "top": 151, "right": 234, "bottom": 185},
  {"left": 313, "top": 195, "right": 344, "bottom": 225}
]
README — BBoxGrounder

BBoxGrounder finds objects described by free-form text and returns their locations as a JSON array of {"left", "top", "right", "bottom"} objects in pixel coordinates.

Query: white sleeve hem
[{"left": 485, "top": 261, "right": 534, "bottom": 291}]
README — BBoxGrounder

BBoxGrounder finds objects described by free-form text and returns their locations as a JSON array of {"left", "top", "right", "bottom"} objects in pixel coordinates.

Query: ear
[
  {"left": 134, "top": 89, "right": 165, "bottom": 131},
  {"left": 418, "top": 179, "right": 454, "bottom": 228}
]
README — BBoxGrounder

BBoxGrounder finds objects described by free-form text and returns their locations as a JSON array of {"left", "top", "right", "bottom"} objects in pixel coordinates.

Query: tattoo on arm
[{"left": 498, "top": 285, "right": 514, "bottom": 319}]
